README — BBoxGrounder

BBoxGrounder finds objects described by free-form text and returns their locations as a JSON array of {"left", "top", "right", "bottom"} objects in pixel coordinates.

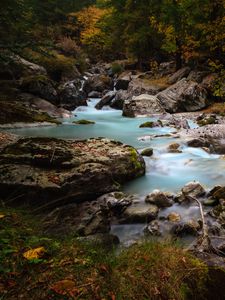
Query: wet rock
[
  {"left": 88, "top": 91, "right": 101, "bottom": 98},
  {"left": 157, "top": 78, "right": 209, "bottom": 113},
  {"left": 110, "top": 90, "right": 129, "bottom": 110},
  {"left": 120, "top": 204, "right": 159, "bottom": 223},
  {"left": 95, "top": 91, "right": 116, "bottom": 110},
  {"left": 123, "top": 94, "right": 166, "bottom": 117},
  {"left": 83, "top": 74, "right": 113, "bottom": 93},
  {"left": 73, "top": 119, "right": 95, "bottom": 125},
  {"left": 139, "top": 120, "right": 163, "bottom": 128},
  {"left": 97, "top": 192, "right": 134, "bottom": 216},
  {"left": 20, "top": 75, "right": 58, "bottom": 104},
  {"left": 181, "top": 181, "right": 206, "bottom": 198},
  {"left": 0, "top": 137, "right": 145, "bottom": 207},
  {"left": 167, "top": 212, "right": 181, "bottom": 222},
  {"left": 187, "top": 138, "right": 210, "bottom": 148},
  {"left": 203, "top": 198, "right": 219, "bottom": 207},
  {"left": 58, "top": 79, "right": 87, "bottom": 111},
  {"left": 168, "top": 143, "right": 182, "bottom": 153},
  {"left": 141, "top": 148, "right": 153, "bottom": 157},
  {"left": 168, "top": 67, "right": 191, "bottom": 84},
  {"left": 144, "top": 220, "right": 161, "bottom": 236},
  {"left": 171, "top": 219, "right": 200, "bottom": 237},
  {"left": 145, "top": 190, "right": 173, "bottom": 208}
]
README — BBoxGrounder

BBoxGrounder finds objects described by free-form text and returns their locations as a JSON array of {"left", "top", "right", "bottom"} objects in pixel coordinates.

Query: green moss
[
  {"left": 139, "top": 121, "right": 154, "bottom": 128},
  {"left": 129, "top": 147, "right": 142, "bottom": 171},
  {"left": 141, "top": 148, "right": 153, "bottom": 157},
  {"left": 197, "top": 117, "right": 216, "bottom": 127},
  {"left": 73, "top": 119, "right": 95, "bottom": 125}
]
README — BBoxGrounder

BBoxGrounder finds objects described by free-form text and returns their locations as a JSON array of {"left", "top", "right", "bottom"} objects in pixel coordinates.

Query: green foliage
[
  {"left": 0, "top": 207, "right": 208, "bottom": 299},
  {"left": 111, "top": 62, "right": 124, "bottom": 74}
]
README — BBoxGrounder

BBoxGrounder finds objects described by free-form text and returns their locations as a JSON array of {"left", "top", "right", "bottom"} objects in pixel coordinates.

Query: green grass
[{"left": 0, "top": 207, "right": 208, "bottom": 300}]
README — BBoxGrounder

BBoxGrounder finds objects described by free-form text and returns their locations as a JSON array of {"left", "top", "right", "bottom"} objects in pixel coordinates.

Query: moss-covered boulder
[
  {"left": 0, "top": 137, "right": 145, "bottom": 207},
  {"left": 73, "top": 119, "right": 95, "bottom": 125},
  {"left": 141, "top": 148, "right": 153, "bottom": 157}
]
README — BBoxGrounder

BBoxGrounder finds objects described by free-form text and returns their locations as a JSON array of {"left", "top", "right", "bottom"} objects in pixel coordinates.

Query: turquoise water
[{"left": 8, "top": 99, "right": 225, "bottom": 196}]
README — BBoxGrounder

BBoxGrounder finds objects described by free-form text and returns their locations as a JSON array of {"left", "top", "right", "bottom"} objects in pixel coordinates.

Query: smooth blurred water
[{"left": 8, "top": 98, "right": 225, "bottom": 196}]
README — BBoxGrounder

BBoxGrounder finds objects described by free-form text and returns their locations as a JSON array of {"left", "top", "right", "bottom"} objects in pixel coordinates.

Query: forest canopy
[{"left": 0, "top": 0, "right": 224, "bottom": 70}]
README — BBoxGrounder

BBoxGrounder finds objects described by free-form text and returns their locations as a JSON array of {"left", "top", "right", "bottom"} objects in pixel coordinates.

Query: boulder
[
  {"left": 83, "top": 74, "right": 113, "bottom": 94},
  {"left": 42, "top": 199, "right": 110, "bottom": 236},
  {"left": 120, "top": 203, "right": 159, "bottom": 223},
  {"left": 141, "top": 148, "right": 153, "bottom": 157},
  {"left": 58, "top": 79, "right": 87, "bottom": 110},
  {"left": 145, "top": 190, "right": 173, "bottom": 208},
  {"left": 128, "top": 78, "right": 166, "bottom": 96},
  {"left": 144, "top": 220, "right": 161, "bottom": 236},
  {"left": 123, "top": 94, "right": 166, "bottom": 117},
  {"left": 20, "top": 75, "right": 58, "bottom": 104},
  {"left": 97, "top": 192, "right": 134, "bottom": 216},
  {"left": 167, "top": 67, "right": 191, "bottom": 84},
  {"left": 110, "top": 90, "right": 129, "bottom": 110},
  {"left": 95, "top": 91, "right": 116, "bottom": 110},
  {"left": 171, "top": 219, "right": 200, "bottom": 237},
  {"left": 88, "top": 91, "right": 101, "bottom": 98},
  {"left": 168, "top": 143, "right": 182, "bottom": 153},
  {"left": 115, "top": 72, "right": 131, "bottom": 90},
  {"left": 0, "top": 55, "right": 47, "bottom": 79},
  {"left": 157, "top": 78, "right": 209, "bottom": 113},
  {"left": 181, "top": 181, "right": 206, "bottom": 198},
  {"left": 0, "top": 137, "right": 145, "bottom": 207},
  {"left": 139, "top": 120, "right": 163, "bottom": 128}
]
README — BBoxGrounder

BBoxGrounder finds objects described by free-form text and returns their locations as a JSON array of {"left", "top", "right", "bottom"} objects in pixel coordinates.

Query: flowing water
[{"left": 7, "top": 99, "right": 225, "bottom": 244}]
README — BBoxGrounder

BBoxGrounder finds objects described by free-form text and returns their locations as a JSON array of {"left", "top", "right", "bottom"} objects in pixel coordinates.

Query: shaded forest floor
[{"left": 0, "top": 206, "right": 209, "bottom": 300}]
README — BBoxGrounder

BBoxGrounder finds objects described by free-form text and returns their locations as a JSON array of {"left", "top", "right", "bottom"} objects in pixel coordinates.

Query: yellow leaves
[
  {"left": 0, "top": 213, "right": 5, "bottom": 219},
  {"left": 23, "top": 247, "right": 46, "bottom": 260}
]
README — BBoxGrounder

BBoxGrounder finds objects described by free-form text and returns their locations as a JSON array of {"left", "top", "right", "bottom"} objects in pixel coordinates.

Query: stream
[{"left": 7, "top": 98, "right": 225, "bottom": 244}]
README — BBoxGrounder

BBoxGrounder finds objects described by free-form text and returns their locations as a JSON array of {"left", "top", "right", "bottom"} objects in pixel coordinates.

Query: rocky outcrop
[
  {"left": 123, "top": 94, "right": 166, "bottom": 117},
  {"left": 167, "top": 67, "right": 191, "bottom": 84},
  {"left": 0, "top": 137, "right": 145, "bottom": 207},
  {"left": 128, "top": 78, "right": 167, "bottom": 96},
  {"left": 95, "top": 91, "right": 116, "bottom": 110},
  {"left": 20, "top": 75, "right": 58, "bottom": 104},
  {"left": 83, "top": 74, "right": 113, "bottom": 94},
  {"left": 181, "top": 124, "right": 225, "bottom": 154},
  {"left": 157, "top": 78, "right": 209, "bottom": 113},
  {"left": 115, "top": 72, "right": 131, "bottom": 90},
  {"left": 58, "top": 79, "right": 87, "bottom": 110}
]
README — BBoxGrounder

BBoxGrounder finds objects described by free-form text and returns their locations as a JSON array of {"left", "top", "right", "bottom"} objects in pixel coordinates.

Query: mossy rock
[
  {"left": 0, "top": 101, "right": 60, "bottom": 124},
  {"left": 139, "top": 121, "right": 154, "bottom": 128},
  {"left": 141, "top": 148, "right": 153, "bottom": 157},
  {"left": 73, "top": 119, "right": 95, "bottom": 125},
  {"left": 197, "top": 117, "right": 217, "bottom": 127}
]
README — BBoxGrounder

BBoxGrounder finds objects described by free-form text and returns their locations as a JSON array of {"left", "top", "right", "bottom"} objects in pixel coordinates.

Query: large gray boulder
[
  {"left": 58, "top": 79, "right": 87, "bottom": 110},
  {"left": 83, "top": 74, "right": 113, "bottom": 94},
  {"left": 0, "top": 137, "right": 145, "bottom": 207},
  {"left": 20, "top": 75, "right": 58, "bottom": 104},
  {"left": 95, "top": 91, "right": 116, "bottom": 110},
  {"left": 123, "top": 94, "right": 166, "bottom": 117},
  {"left": 115, "top": 72, "right": 131, "bottom": 90},
  {"left": 157, "top": 78, "right": 209, "bottom": 113}
]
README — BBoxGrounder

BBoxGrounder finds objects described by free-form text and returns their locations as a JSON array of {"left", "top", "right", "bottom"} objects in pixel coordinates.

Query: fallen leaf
[
  {"left": 50, "top": 279, "right": 79, "bottom": 296},
  {"left": 0, "top": 214, "right": 5, "bottom": 219},
  {"left": 23, "top": 247, "right": 46, "bottom": 260}
]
